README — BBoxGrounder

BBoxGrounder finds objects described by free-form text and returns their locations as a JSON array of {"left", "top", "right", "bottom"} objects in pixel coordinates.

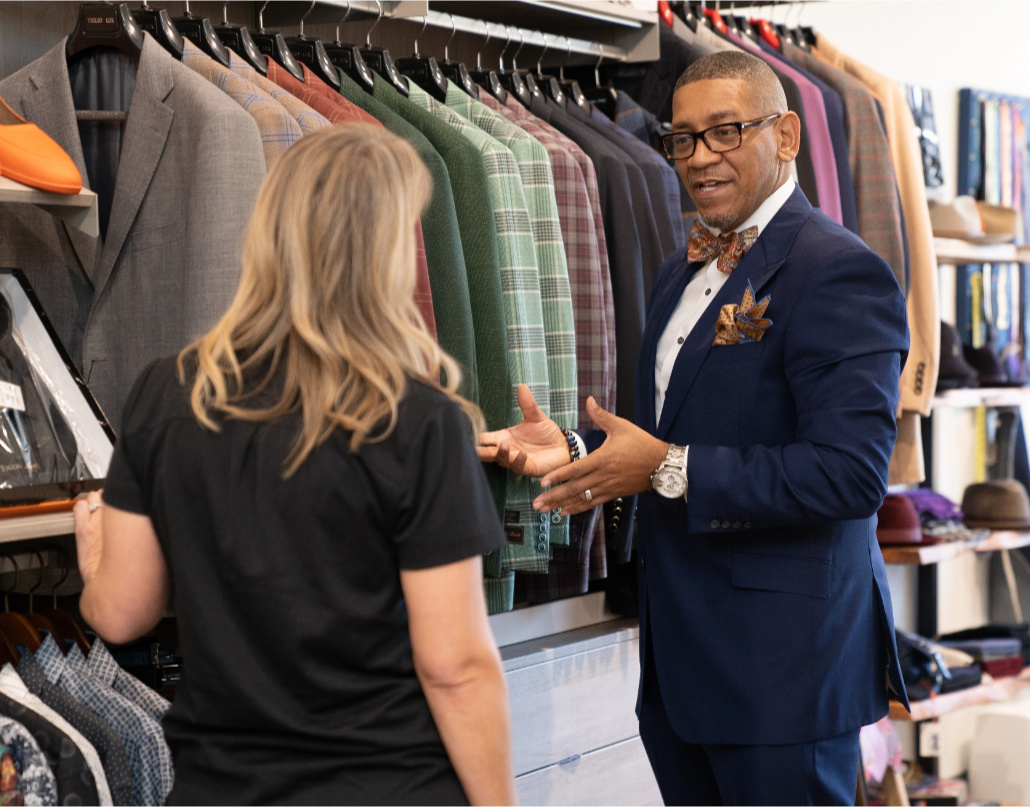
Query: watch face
[{"left": 654, "top": 468, "right": 688, "bottom": 498}]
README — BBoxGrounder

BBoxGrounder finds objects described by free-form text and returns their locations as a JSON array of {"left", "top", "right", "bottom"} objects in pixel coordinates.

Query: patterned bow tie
[{"left": 687, "top": 220, "right": 759, "bottom": 273}]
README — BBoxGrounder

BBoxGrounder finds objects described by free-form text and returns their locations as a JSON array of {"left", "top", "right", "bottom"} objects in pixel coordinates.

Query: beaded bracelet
[{"left": 560, "top": 427, "right": 580, "bottom": 462}]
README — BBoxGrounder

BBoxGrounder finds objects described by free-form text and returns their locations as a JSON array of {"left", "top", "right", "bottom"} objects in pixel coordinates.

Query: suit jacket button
[
  {"left": 721, "top": 520, "right": 731, "bottom": 529},
  {"left": 732, "top": 521, "right": 742, "bottom": 529},
  {"left": 710, "top": 519, "right": 720, "bottom": 529}
]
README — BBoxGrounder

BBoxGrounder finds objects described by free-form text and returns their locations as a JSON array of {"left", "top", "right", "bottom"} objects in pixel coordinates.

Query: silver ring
[
  {"left": 87, "top": 502, "right": 102, "bottom": 513},
  {"left": 584, "top": 489, "right": 593, "bottom": 502}
]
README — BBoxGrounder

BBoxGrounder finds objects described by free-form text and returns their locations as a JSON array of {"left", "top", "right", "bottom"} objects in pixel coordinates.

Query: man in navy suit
[{"left": 479, "top": 50, "right": 910, "bottom": 805}]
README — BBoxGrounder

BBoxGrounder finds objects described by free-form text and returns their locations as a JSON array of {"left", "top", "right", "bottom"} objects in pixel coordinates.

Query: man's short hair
[{"left": 674, "top": 51, "right": 787, "bottom": 113}]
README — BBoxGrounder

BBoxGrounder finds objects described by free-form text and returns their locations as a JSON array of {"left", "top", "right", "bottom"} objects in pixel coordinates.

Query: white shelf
[
  {"left": 934, "top": 236, "right": 1030, "bottom": 265},
  {"left": 262, "top": 0, "right": 660, "bottom": 62},
  {"left": 931, "top": 387, "right": 1030, "bottom": 409},
  {"left": 0, "top": 511, "right": 74, "bottom": 544},
  {"left": 0, "top": 176, "right": 98, "bottom": 238}
]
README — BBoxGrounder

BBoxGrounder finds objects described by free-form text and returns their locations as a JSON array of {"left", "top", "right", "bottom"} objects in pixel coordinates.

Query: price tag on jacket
[{"left": 0, "top": 382, "right": 25, "bottom": 412}]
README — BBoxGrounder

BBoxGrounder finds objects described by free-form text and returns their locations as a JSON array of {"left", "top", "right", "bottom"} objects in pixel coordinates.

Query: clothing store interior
[{"left": 2, "top": 0, "right": 1030, "bottom": 804}]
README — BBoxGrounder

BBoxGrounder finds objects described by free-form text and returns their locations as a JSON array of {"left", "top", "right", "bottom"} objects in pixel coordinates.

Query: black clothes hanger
[
  {"left": 556, "top": 37, "right": 591, "bottom": 116},
  {"left": 532, "top": 38, "right": 567, "bottom": 108},
  {"left": 213, "top": 1, "right": 267, "bottom": 75},
  {"left": 395, "top": 16, "right": 448, "bottom": 102},
  {"left": 358, "top": 0, "right": 409, "bottom": 97},
  {"left": 582, "top": 46, "right": 618, "bottom": 120},
  {"left": 251, "top": 0, "right": 305, "bottom": 83},
  {"left": 171, "top": 0, "right": 230, "bottom": 67},
  {"left": 437, "top": 14, "right": 480, "bottom": 100},
  {"left": 468, "top": 21, "right": 507, "bottom": 105},
  {"left": 285, "top": 1, "right": 341, "bottom": 90},
  {"left": 498, "top": 26, "right": 532, "bottom": 108},
  {"left": 130, "top": 2, "right": 184, "bottom": 60},
  {"left": 67, "top": 2, "right": 144, "bottom": 65},
  {"left": 321, "top": 2, "right": 375, "bottom": 93}
]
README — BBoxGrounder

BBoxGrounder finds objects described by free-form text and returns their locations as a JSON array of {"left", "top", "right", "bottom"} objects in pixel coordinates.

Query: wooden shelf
[
  {"left": 931, "top": 387, "right": 1030, "bottom": 409},
  {"left": 881, "top": 530, "right": 1030, "bottom": 566},
  {"left": 890, "top": 667, "right": 1030, "bottom": 722},
  {"left": 0, "top": 176, "right": 97, "bottom": 238}
]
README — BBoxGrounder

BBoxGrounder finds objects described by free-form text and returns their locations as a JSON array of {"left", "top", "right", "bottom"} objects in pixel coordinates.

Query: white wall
[{"left": 732, "top": 0, "right": 1030, "bottom": 203}]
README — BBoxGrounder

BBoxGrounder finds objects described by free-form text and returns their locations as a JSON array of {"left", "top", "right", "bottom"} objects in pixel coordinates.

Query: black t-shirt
[{"left": 103, "top": 357, "right": 507, "bottom": 806}]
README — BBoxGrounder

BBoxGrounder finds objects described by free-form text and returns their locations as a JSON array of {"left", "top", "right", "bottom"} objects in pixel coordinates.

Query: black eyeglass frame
[{"left": 661, "top": 113, "right": 783, "bottom": 161}]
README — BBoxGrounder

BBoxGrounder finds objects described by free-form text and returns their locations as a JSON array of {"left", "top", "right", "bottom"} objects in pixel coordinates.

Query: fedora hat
[
  {"left": 961, "top": 480, "right": 1030, "bottom": 529},
  {"left": 963, "top": 344, "right": 1011, "bottom": 387},
  {"left": 876, "top": 494, "right": 923, "bottom": 545},
  {"left": 937, "top": 321, "right": 979, "bottom": 391},
  {"left": 977, "top": 201, "right": 1022, "bottom": 243},
  {"left": 929, "top": 196, "right": 1013, "bottom": 244}
]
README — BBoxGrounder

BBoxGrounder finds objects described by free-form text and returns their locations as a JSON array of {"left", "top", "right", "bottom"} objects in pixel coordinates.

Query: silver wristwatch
[{"left": 651, "top": 444, "right": 688, "bottom": 499}]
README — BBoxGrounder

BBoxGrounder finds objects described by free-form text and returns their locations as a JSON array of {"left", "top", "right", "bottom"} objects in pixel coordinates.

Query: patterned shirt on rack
[
  {"left": 444, "top": 81, "right": 577, "bottom": 549},
  {"left": 229, "top": 54, "right": 331, "bottom": 135},
  {"left": 180, "top": 40, "right": 301, "bottom": 169},
  {"left": 0, "top": 716, "right": 56, "bottom": 807},
  {"left": 85, "top": 641, "right": 170, "bottom": 726},
  {"left": 408, "top": 82, "right": 553, "bottom": 574},
  {"left": 14, "top": 656, "right": 131, "bottom": 807},
  {"left": 0, "top": 745, "right": 20, "bottom": 807},
  {"left": 35, "top": 637, "right": 173, "bottom": 806}
]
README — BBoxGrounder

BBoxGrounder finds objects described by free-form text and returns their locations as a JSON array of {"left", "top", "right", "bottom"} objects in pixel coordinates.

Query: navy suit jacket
[{"left": 613, "top": 187, "right": 909, "bottom": 745}]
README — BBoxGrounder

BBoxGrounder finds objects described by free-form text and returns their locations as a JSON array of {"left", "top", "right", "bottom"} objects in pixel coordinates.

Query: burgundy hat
[
  {"left": 962, "top": 480, "right": 1030, "bottom": 529},
  {"left": 876, "top": 494, "right": 923, "bottom": 546}
]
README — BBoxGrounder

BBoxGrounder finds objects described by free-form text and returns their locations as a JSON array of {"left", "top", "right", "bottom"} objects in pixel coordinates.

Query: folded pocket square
[{"left": 713, "top": 281, "right": 772, "bottom": 346}]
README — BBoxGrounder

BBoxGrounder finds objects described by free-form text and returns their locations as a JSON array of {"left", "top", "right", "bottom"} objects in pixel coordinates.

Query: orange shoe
[{"left": 0, "top": 95, "right": 81, "bottom": 195}]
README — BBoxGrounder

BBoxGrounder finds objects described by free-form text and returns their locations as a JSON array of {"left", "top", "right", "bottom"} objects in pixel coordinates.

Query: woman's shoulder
[
  {"left": 380, "top": 378, "right": 473, "bottom": 450},
  {"left": 119, "top": 355, "right": 192, "bottom": 433}
]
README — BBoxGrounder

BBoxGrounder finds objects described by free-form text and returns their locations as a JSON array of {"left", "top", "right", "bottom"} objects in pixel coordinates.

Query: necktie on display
[{"left": 687, "top": 220, "right": 759, "bottom": 273}]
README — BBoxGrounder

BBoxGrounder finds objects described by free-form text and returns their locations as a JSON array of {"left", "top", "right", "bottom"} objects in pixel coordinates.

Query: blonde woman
[{"left": 73, "top": 124, "right": 515, "bottom": 807}]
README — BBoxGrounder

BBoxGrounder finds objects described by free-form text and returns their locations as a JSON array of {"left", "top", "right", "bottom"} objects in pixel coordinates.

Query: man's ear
[{"left": 775, "top": 111, "right": 802, "bottom": 163}]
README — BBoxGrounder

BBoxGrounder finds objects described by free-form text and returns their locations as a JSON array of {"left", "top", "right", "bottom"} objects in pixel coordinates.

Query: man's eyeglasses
[{"left": 661, "top": 114, "right": 782, "bottom": 161}]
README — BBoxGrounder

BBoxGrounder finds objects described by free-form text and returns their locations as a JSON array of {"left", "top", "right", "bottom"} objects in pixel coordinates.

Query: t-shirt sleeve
[
  {"left": 393, "top": 396, "right": 507, "bottom": 570},
  {"left": 100, "top": 360, "right": 164, "bottom": 516}
]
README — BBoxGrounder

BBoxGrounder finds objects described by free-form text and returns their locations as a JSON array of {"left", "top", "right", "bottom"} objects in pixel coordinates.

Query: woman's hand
[
  {"left": 73, "top": 490, "right": 104, "bottom": 585},
  {"left": 477, "top": 384, "right": 571, "bottom": 478}
]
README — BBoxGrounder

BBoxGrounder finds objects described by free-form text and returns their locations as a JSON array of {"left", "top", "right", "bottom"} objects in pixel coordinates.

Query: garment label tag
[
  {"left": 0, "top": 382, "right": 25, "bottom": 412},
  {"left": 504, "top": 525, "right": 524, "bottom": 545},
  {"left": 919, "top": 722, "right": 942, "bottom": 757}
]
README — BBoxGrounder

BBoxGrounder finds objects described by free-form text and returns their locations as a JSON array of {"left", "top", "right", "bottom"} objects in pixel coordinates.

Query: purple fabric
[
  {"left": 727, "top": 32, "right": 843, "bottom": 227},
  {"left": 899, "top": 488, "right": 963, "bottom": 520}
]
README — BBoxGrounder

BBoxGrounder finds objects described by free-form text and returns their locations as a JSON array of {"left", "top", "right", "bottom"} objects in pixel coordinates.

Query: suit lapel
[
  {"left": 655, "top": 187, "right": 814, "bottom": 439},
  {"left": 93, "top": 36, "right": 174, "bottom": 300},
  {"left": 21, "top": 39, "right": 97, "bottom": 276},
  {"left": 637, "top": 253, "right": 701, "bottom": 435}
]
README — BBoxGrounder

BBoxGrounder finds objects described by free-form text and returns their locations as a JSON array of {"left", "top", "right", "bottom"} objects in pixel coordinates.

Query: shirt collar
[{"left": 711, "top": 178, "right": 796, "bottom": 237}]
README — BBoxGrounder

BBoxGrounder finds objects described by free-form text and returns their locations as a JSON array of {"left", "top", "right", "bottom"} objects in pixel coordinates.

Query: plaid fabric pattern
[
  {"left": 228, "top": 54, "right": 330, "bottom": 134},
  {"left": 445, "top": 82, "right": 575, "bottom": 549},
  {"left": 86, "top": 640, "right": 170, "bottom": 725},
  {"left": 181, "top": 41, "right": 299, "bottom": 169},
  {"left": 15, "top": 655, "right": 132, "bottom": 807},
  {"left": 780, "top": 43, "right": 907, "bottom": 291},
  {"left": 409, "top": 83, "right": 552, "bottom": 574},
  {"left": 265, "top": 62, "right": 438, "bottom": 343},
  {"left": 338, "top": 70, "right": 478, "bottom": 404},
  {"left": 0, "top": 671, "right": 108, "bottom": 806},
  {"left": 36, "top": 638, "right": 173, "bottom": 806},
  {"left": 592, "top": 105, "right": 687, "bottom": 252},
  {"left": 0, "top": 716, "right": 56, "bottom": 807}
]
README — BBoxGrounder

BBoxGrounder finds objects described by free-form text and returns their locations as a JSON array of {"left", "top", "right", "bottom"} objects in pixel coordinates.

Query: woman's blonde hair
[{"left": 179, "top": 123, "right": 483, "bottom": 476}]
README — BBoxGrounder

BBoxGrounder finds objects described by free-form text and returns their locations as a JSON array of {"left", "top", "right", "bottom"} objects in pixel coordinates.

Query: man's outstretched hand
[{"left": 477, "top": 384, "right": 571, "bottom": 478}]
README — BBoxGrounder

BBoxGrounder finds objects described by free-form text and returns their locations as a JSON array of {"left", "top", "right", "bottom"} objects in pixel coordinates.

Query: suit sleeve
[{"left": 686, "top": 247, "right": 909, "bottom": 532}]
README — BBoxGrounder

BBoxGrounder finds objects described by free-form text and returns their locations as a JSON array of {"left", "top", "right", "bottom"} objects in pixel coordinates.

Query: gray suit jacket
[{"left": 0, "top": 35, "right": 265, "bottom": 428}]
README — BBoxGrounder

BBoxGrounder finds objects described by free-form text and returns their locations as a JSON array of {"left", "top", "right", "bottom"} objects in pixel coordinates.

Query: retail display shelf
[
  {"left": 933, "top": 236, "right": 1029, "bottom": 265},
  {"left": 0, "top": 177, "right": 98, "bottom": 238},
  {"left": 0, "top": 511, "right": 75, "bottom": 544},
  {"left": 931, "top": 386, "right": 1030, "bottom": 409},
  {"left": 881, "top": 530, "right": 1030, "bottom": 566},
  {"left": 889, "top": 666, "right": 1030, "bottom": 722}
]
